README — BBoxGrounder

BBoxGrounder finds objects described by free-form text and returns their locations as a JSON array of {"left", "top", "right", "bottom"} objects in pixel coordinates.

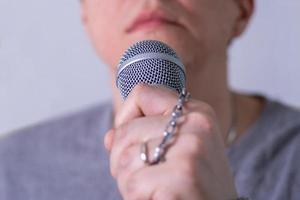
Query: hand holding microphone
[{"left": 105, "top": 40, "right": 237, "bottom": 200}]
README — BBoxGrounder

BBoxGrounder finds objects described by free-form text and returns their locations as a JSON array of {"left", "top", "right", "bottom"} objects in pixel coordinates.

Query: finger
[
  {"left": 116, "top": 137, "right": 170, "bottom": 199},
  {"left": 104, "top": 129, "right": 115, "bottom": 152},
  {"left": 120, "top": 163, "right": 184, "bottom": 200},
  {"left": 111, "top": 111, "right": 214, "bottom": 178},
  {"left": 115, "top": 84, "right": 179, "bottom": 127},
  {"left": 116, "top": 134, "right": 198, "bottom": 197},
  {"left": 113, "top": 116, "right": 220, "bottom": 177},
  {"left": 115, "top": 123, "right": 220, "bottom": 199},
  {"left": 110, "top": 115, "right": 169, "bottom": 177},
  {"left": 117, "top": 133, "right": 227, "bottom": 200},
  {"left": 115, "top": 144, "right": 146, "bottom": 198}
]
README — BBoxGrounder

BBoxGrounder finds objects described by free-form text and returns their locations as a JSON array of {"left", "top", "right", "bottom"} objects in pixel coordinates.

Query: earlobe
[{"left": 232, "top": 0, "right": 255, "bottom": 37}]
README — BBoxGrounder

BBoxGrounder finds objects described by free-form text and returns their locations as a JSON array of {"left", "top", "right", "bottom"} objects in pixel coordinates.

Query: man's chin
[{"left": 127, "top": 27, "right": 187, "bottom": 49}]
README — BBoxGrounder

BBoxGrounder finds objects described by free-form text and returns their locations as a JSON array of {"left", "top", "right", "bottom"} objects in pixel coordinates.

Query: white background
[{"left": 0, "top": 0, "right": 299, "bottom": 135}]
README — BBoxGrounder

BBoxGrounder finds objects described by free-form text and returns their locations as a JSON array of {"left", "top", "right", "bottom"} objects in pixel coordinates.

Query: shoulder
[
  {"left": 229, "top": 98, "right": 300, "bottom": 199},
  {"left": 265, "top": 100, "right": 300, "bottom": 128},
  {"left": 239, "top": 98, "right": 300, "bottom": 145},
  {"left": 249, "top": 98, "right": 300, "bottom": 160},
  {"left": 0, "top": 101, "right": 118, "bottom": 199},
  {"left": 0, "top": 101, "right": 112, "bottom": 154},
  {"left": 256, "top": 100, "right": 300, "bottom": 198},
  {"left": 259, "top": 99, "right": 300, "bottom": 147}
]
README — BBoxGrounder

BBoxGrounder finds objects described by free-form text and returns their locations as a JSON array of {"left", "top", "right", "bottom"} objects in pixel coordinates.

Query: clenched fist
[{"left": 105, "top": 84, "right": 237, "bottom": 200}]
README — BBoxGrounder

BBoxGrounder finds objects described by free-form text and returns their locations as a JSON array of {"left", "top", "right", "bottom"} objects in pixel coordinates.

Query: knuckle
[
  {"left": 118, "top": 147, "right": 132, "bottom": 169},
  {"left": 175, "top": 160, "right": 197, "bottom": 185},
  {"left": 132, "top": 83, "right": 148, "bottom": 97},
  {"left": 110, "top": 163, "right": 117, "bottom": 178},
  {"left": 114, "top": 123, "right": 128, "bottom": 141},
  {"left": 114, "top": 121, "right": 136, "bottom": 146},
  {"left": 110, "top": 125, "right": 131, "bottom": 178},
  {"left": 125, "top": 173, "right": 143, "bottom": 200},
  {"left": 183, "top": 133, "right": 203, "bottom": 154},
  {"left": 201, "top": 102, "right": 216, "bottom": 117},
  {"left": 187, "top": 112, "right": 214, "bottom": 133}
]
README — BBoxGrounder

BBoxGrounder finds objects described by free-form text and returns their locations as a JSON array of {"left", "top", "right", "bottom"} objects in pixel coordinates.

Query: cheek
[
  {"left": 88, "top": 1, "right": 127, "bottom": 68},
  {"left": 184, "top": 0, "right": 232, "bottom": 50}
]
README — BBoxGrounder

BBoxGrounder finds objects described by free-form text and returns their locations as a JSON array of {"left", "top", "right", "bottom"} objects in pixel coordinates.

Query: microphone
[{"left": 116, "top": 40, "right": 186, "bottom": 99}]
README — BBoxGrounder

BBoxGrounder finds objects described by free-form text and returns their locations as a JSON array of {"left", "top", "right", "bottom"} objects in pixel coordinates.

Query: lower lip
[{"left": 129, "top": 19, "right": 178, "bottom": 33}]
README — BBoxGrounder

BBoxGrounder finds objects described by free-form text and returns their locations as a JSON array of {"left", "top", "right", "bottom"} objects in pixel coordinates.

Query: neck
[{"left": 185, "top": 56, "right": 233, "bottom": 142}]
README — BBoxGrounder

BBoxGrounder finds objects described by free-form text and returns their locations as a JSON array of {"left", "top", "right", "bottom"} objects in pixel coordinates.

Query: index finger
[{"left": 114, "top": 84, "right": 179, "bottom": 128}]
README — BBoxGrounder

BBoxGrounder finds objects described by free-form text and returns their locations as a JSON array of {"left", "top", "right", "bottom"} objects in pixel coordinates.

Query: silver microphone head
[{"left": 116, "top": 40, "right": 186, "bottom": 99}]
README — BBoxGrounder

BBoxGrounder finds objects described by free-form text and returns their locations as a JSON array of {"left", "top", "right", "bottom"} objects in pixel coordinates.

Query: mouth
[{"left": 126, "top": 10, "right": 181, "bottom": 34}]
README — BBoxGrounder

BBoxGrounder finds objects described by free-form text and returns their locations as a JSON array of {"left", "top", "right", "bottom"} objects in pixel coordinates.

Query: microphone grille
[
  {"left": 116, "top": 40, "right": 186, "bottom": 99},
  {"left": 119, "top": 40, "right": 179, "bottom": 66}
]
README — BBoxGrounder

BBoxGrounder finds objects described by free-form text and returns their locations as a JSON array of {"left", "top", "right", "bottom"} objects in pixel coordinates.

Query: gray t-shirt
[{"left": 0, "top": 99, "right": 299, "bottom": 200}]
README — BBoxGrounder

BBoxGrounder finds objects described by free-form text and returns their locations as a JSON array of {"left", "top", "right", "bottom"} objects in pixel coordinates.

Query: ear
[
  {"left": 232, "top": 0, "right": 254, "bottom": 37},
  {"left": 80, "top": 0, "right": 89, "bottom": 26}
]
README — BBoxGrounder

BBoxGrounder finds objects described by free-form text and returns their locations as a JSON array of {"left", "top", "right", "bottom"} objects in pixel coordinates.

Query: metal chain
[{"left": 141, "top": 88, "right": 191, "bottom": 165}]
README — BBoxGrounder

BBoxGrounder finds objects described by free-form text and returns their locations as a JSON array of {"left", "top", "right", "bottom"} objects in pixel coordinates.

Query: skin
[{"left": 81, "top": 0, "right": 263, "bottom": 199}]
